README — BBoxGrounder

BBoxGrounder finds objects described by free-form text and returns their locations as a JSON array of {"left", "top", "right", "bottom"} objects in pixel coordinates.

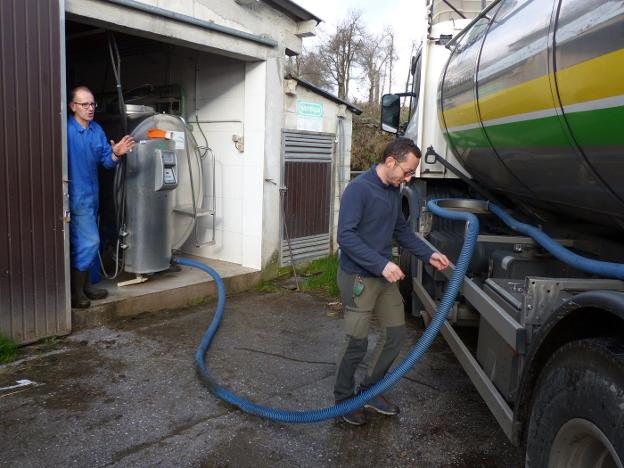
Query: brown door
[
  {"left": 280, "top": 130, "right": 334, "bottom": 266},
  {"left": 0, "top": 0, "right": 69, "bottom": 343}
]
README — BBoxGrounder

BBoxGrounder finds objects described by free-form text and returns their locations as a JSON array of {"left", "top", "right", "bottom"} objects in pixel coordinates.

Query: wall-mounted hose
[
  {"left": 102, "top": 31, "right": 129, "bottom": 280},
  {"left": 176, "top": 198, "right": 479, "bottom": 423},
  {"left": 488, "top": 203, "right": 624, "bottom": 280}
]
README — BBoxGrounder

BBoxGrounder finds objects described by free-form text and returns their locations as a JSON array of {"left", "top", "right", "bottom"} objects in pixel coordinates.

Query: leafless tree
[
  {"left": 319, "top": 10, "right": 365, "bottom": 100},
  {"left": 385, "top": 29, "right": 398, "bottom": 97},
  {"left": 287, "top": 48, "right": 332, "bottom": 89},
  {"left": 287, "top": 12, "right": 400, "bottom": 108},
  {"left": 359, "top": 27, "right": 397, "bottom": 107}
]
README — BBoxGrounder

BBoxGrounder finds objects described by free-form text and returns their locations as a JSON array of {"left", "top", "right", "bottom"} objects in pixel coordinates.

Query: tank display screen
[{"left": 161, "top": 150, "right": 176, "bottom": 166}]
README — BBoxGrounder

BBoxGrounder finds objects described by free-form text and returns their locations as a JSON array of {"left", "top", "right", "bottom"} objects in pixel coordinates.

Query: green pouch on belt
[{"left": 353, "top": 276, "right": 365, "bottom": 297}]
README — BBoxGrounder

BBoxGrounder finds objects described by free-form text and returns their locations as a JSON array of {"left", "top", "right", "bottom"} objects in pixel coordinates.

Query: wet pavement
[{"left": 1, "top": 289, "right": 523, "bottom": 467}]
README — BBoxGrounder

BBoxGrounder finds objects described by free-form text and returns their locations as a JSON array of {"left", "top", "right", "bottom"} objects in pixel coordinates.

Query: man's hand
[
  {"left": 429, "top": 252, "right": 450, "bottom": 271},
  {"left": 382, "top": 261, "right": 405, "bottom": 283},
  {"left": 111, "top": 135, "right": 135, "bottom": 160}
]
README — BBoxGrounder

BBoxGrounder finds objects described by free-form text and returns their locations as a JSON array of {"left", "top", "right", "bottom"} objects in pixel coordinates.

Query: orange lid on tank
[{"left": 147, "top": 128, "right": 168, "bottom": 139}]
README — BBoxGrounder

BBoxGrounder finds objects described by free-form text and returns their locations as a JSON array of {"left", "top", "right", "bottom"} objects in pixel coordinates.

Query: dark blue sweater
[{"left": 337, "top": 165, "right": 434, "bottom": 277}]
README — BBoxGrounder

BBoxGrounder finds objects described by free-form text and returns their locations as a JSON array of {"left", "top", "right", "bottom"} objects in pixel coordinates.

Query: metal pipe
[
  {"left": 105, "top": 0, "right": 278, "bottom": 48},
  {"left": 441, "top": 0, "right": 467, "bottom": 19}
]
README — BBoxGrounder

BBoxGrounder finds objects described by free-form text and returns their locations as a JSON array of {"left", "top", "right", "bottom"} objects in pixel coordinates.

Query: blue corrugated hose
[
  {"left": 176, "top": 198, "right": 479, "bottom": 422},
  {"left": 488, "top": 203, "right": 624, "bottom": 280}
]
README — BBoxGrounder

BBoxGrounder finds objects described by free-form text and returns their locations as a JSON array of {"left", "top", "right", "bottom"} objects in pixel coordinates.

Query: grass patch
[
  {"left": 255, "top": 267, "right": 293, "bottom": 293},
  {"left": 0, "top": 334, "right": 17, "bottom": 364},
  {"left": 301, "top": 254, "right": 340, "bottom": 297},
  {"left": 255, "top": 279, "right": 280, "bottom": 293},
  {"left": 254, "top": 256, "right": 340, "bottom": 296},
  {"left": 38, "top": 337, "right": 62, "bottom": 353}
]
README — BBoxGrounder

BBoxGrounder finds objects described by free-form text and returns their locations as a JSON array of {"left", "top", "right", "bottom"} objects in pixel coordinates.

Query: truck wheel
[{"left": 526, "top": 338, "right": 624, "bottom": 468}]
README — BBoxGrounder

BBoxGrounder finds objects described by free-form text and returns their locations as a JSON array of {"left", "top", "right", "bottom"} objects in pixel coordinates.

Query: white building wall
[
  {"left": 66, "top": 0, "right": 318, "bottom": 271},
  {"left": 66, "top": 0, "right": 306, "bottom": 60},
  {"left": 261, "top": 57, "right": 285, "bottom": 269}
]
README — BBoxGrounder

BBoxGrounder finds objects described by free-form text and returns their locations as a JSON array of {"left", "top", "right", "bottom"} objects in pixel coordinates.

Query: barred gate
[{"left": 280, "top": 130, "right": 334, "bottom": 266}]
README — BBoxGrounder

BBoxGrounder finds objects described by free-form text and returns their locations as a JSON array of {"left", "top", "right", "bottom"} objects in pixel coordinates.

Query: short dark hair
[
  {"left": 69, "top": 85, "right": 92, "bottom": 103},
  {"left": 381, "top": 137, "right": 421, "bottom": 163}
]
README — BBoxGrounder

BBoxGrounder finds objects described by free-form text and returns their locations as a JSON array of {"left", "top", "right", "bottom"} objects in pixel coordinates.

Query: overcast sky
[{"left": 292, "top": 0, "right": 427, "bottom": 101}]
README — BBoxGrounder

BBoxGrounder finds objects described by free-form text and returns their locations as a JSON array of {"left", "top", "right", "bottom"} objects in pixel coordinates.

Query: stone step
[{"left": 72, "top": 256, "right": 260, "bottom": 330}]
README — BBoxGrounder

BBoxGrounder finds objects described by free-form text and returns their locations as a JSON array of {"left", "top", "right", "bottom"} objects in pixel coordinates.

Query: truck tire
[{"left": 526, "top": 338, "right": 624, "bottom": 468}]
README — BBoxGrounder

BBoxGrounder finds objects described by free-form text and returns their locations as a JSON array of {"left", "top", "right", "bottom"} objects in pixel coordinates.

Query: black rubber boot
[
  {"left": 84, "top": 274, "right": 108, "bottom": 300},
  {"left": 71, "top": 268, "right": 91, "bottom": 309}
]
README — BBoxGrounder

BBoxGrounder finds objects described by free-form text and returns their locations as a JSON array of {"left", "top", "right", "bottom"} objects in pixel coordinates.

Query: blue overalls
[{"left": 67, "top": 116, "right": 118, "bottom": 271}]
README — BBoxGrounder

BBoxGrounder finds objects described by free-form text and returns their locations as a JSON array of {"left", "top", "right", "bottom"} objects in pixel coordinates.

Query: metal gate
[
  {"left": 0, "top": 0, "right": 69, "bottom": 344},
  {"left": 280, "top": 130, "right": 334, "bottom": 266}
]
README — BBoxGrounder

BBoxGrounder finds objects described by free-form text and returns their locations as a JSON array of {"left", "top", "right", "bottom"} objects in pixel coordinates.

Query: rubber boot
[
  {"left": 84, "top": 274, "right": 108, "bottom": 300},
  {"left": 71, "top": 268, "right": 91, "bottom": 309}
]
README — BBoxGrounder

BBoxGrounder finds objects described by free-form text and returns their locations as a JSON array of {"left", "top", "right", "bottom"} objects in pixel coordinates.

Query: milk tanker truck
[{"left": 380, "top": 0, "right": 624, "bottom": 465}]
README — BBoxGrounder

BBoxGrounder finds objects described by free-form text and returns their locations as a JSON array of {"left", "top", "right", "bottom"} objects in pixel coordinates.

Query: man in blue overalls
[{"left": 67, "top": 86, "right": 134, "bottom": 308}]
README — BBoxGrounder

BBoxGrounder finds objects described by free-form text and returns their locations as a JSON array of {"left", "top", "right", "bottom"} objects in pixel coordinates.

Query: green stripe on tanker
[{"left": 445, "top": 105, "right": 624, "bottom": 149}]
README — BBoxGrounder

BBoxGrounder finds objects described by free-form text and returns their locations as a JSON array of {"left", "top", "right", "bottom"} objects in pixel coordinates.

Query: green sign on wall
[{"left": 297, "top": 100, "right": 323, "bottom": 118}]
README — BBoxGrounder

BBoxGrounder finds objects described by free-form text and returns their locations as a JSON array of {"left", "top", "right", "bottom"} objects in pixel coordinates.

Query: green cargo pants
[{"left": 334, "top": 266, "right": 406, "bottom": 402}]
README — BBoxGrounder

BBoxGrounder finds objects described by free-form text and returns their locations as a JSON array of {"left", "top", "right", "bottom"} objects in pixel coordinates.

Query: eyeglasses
[
  {"left": 73, "top": 101, "right": 98, "bottom": 109},
  {"left": 395, "top": 160, "right": 417, "bottom": 178}
]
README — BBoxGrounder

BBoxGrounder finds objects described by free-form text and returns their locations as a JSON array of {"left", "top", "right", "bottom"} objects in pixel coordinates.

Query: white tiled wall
[
  {"left": 180, "top": 56, "right": 265, "bottom": 270},
  {"left": 239, "top": 61, "right": 266, "bottom": 269}
]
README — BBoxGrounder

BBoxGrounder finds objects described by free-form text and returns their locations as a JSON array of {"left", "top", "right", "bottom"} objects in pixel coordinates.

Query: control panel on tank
[{"left": 155, "top": 149, "right": 177, "bottom": 191}]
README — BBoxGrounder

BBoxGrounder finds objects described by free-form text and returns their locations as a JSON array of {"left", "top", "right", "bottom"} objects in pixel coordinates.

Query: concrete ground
[{"left": 1, "top": 288, "right": 523, "bottom": 467}]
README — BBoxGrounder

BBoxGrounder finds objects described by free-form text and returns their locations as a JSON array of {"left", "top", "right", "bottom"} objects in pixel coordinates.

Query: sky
[{"left": 292, "top": 0, "right": 427, "bottom": 101}]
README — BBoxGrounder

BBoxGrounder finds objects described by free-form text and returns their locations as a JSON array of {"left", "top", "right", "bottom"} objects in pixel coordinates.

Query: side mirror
[{"left": 380, "top": 94, "right": 400, "bottom": 134}]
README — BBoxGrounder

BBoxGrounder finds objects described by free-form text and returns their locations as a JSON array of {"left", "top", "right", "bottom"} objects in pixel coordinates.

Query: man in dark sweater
[{"left": 335, "top": 137, "right": 449, "bottom": 425}]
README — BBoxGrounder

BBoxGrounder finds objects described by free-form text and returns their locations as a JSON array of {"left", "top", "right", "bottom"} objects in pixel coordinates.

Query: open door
[{"left": 0, "top": 0, "right": 69, "bottom": 343}]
